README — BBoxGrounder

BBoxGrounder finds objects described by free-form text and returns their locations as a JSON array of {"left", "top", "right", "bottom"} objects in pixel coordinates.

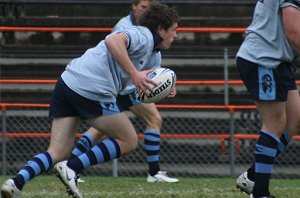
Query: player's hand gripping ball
[{"left": 137, "top": 68, "right": 176, "bottom": 103}]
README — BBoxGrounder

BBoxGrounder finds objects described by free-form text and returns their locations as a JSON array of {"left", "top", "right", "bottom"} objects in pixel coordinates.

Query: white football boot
[
  {"left": 77, "top": 176, "right": 85, "bottom": 183},
  {"left": 147, "top": 171, "right": 179, "bottom": 183},
  {"left": 249, "top": 194, "right": 275, "bottom": 198},
  {"left": 54, "top": 161, "right": 83, "bottom": 198},
  {"left": 1, "top": 179, "right": 21, "bottom": 198},
  {"left": 236, "top": 171, "right": 254, "bottom": 195}
]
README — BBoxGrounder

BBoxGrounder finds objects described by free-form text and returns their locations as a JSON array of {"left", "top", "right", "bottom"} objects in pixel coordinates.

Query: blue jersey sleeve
[
  {"left": 121, "top": 26, "right": 154, "bottom": 57},
  {"left": 282, "top": 0, "right": 300, "bottom": 9}
]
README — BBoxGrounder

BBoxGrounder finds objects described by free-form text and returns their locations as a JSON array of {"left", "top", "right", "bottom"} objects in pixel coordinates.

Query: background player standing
[{"left": 235, "top": 0, "right": 300, "bottom": 197}]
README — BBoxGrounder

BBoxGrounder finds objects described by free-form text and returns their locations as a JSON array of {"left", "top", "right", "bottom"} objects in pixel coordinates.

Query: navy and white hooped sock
[
  {"left": 276, "top": 132, "right": 291, "bottom": 155},
  {"left": 252, "top": 130, "right": 280, "bottom": 197},
  {"left": 247, "top": 131, "right": 291, "bottom": 181},
  {"left": 68, "top": 131, "right": 95, "bottom": 160},
  {"left": 67, "top": 138, "right": 121, "bottom": 174},
  {"left": 13, "top": 152, "right": 52, "bottom": 190},
  {"left": 144, "top": 130, "right": 161, "bottom": 176}
]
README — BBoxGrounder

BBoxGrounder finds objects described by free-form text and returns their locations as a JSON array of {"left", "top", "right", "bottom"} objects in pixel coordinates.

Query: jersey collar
[
  {"left": 129, "top": 11, "right": 162, "bottom": 52},
  {"left": 152, "top": 31, "right": 163, "bottom": 52},
  {"left": 129, "top": 11, "right": 138, "bottom": 26}
]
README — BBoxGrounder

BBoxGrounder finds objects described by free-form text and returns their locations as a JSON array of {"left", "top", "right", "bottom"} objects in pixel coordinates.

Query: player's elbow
[
  {"left": 286, "top": 30, "right": 300, "bottom": 54},
  {"left": 104, "top": 35, "right": 114, "bottom": 49},
  {"left": 285, "top": 28, "right": 299, "bottom": 43}
]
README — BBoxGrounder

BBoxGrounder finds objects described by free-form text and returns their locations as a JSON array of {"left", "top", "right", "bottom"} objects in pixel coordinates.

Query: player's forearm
[{"left": 105, "top": 33, "right": 139, "bottom": 78}]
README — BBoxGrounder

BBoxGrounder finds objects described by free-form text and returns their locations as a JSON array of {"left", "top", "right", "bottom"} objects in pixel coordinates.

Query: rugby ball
[{"left": 137, "top": 68, "right": 176, "bottom": 103}]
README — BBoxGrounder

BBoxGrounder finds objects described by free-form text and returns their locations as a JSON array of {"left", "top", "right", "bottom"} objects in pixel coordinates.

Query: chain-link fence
[{"left": 1, "top": 105, "right": 300, "bottom": 179}]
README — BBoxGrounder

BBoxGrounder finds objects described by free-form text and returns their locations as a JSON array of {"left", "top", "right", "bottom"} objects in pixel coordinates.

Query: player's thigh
[
  {"left": 130, "top": 103, "right": 161, "bottom": 122},
  {"left": 286, "top": 90, "right": 300, "bottom": 133},
  {"left": 48, "top": 117, "right": 81, "bottom": 162},
  {"left": 87, "top": 112, "right": 137, "bottom": 143},
  {"left": 255, "top": 100, "right": 286, "bottom": 136}
]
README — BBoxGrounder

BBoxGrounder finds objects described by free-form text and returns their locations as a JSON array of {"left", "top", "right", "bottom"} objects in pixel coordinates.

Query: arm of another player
[
  {"left": 282, "top": 5, "right": 300, "bottom": 54},
  {"left": 104, "top": 33, "right": 156, "bottom": 95},
  {"left": 167, "top": 88, "right": 177, "bottom": 98}
]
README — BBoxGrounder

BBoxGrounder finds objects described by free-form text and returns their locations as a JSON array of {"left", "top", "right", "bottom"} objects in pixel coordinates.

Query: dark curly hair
[
  {"left": 132, "top": 0, "right": 155, "bottom": 5},
  {"left": 139, "top": 2, "right": 179, "bottom": 32}
]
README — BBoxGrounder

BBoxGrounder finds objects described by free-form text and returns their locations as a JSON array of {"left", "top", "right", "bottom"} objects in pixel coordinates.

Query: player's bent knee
[
  {"left": 146, "top": 113, "right": 162, "bottom": 129},
  {"left": 129, "top": 139, "right": 138, "bottom": 152},
  {"left": 287, "top": 123, "right": 300, "bottom": 134},
  {"left": 128, "top": 134, "right": 138, "bottom": 151},
  {"left": 155, "top": 114, "right": 163, "bottom": 126},
  {"left": 47, "top": 149, "right": 68, "bottom": 164},
  {"left": 118, "top": 133, "right": 138, "bottom": 155}
]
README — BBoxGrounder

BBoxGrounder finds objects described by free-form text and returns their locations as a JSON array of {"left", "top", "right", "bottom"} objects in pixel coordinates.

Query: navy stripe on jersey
[
  {"left": 126, "top": 33, "right": 131, "bottom": 50},
  {"left": 286, "top": 0, "right": 300, "bottom": 7},
  {"left": 129, "top": 11, "right": 137, "bottom": 25}
]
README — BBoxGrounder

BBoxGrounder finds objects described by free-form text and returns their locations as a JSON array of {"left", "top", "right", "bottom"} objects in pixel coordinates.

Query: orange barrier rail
[
  {"left": 0, "top": 102, "right": 256, "bottom": 111},
  {"left": 2, "top": 79, "right": 300, "bottom": 86},
  {"left": 0, "top": 79, "right": 57, "bottom": 84},
  {"left": 0, "top": 79, "right": 245, "bottom": 85},
  {"left": 0, "top": 26, "right": 247, "bottom": 33},
  {"left": 1, "top": 132, "right": 300, "bottom": 155},
  {"left": 1, "top": 79, "right": 245, "bottom": 85},
  {"left": 2, "top": 132, "right": 300, "bottom": 140},
  {"left": 177, "top": 80, "right": 300, "bottom": 86},
  {"left": 0, "top": 102, "right": 256, "bottom": 155},
  {"left": 2, "top": 102, "right": 300, "bottom": 155},
  {"left": 0, "top": 133, "right": 242, "bottom": 139}
]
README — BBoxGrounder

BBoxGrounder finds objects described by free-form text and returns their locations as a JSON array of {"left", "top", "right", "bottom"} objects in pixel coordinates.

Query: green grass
[{"left": 1, "top": 176, "right": 300, "bottom": 197}]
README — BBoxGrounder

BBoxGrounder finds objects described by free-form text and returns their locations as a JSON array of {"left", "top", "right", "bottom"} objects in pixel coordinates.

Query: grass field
[{"left": 1, "top": 176, "right": 300, "bottom": 197}]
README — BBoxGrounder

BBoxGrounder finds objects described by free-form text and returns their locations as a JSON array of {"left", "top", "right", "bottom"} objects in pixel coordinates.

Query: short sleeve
[
  {"left": 282, "top": 0, "right": 300, "bottom": 9},
  {"left": 121, "top": 27, "right": 154, "bottom": 56}
]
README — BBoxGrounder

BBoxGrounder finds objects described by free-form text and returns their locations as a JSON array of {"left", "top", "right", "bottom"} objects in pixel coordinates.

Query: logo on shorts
[
  {"left": 255, "top": 145, "right": 264, "bottom": 154},
  {"left": 104, "top": 102, "right": 114, "bottom": 110},
  {"left": 262, "top": 74, "right": 272, "bottom": 93}
]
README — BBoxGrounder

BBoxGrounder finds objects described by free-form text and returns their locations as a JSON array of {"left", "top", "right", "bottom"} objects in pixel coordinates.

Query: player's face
[
  {"left": 157, "top": 23, "right": 178, "bottom": 50},
  {"left": 132, "top": 0, "right": 151, "bottom": 23}
]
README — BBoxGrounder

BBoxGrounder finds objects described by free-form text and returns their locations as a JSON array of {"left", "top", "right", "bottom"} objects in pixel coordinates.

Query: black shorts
[
  {"left": 49, "top": 78, "right": 120, "bottom": 120},
  {"left": 236, "top": 57, "right": 297, "bottom": 101},
  {"left": 117, "top": 91, "right": 142, "bottom": 112}
]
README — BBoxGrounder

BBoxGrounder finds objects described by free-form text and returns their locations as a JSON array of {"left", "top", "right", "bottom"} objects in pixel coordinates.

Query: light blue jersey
[
  {"left": 61, "top": 26, "right": 159, "bottom": 102},
  {"left": 120, "top": 52, "right": 161, "bottom": 95},
  {"left": 112, "top": 12, "right": 161, "bottom": 96},
  {"left": 237, "top": 0, "right": 300, "bottom": 69},
  {"left": 112, "top": 12, "right": 137, "bottom": 33}
]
